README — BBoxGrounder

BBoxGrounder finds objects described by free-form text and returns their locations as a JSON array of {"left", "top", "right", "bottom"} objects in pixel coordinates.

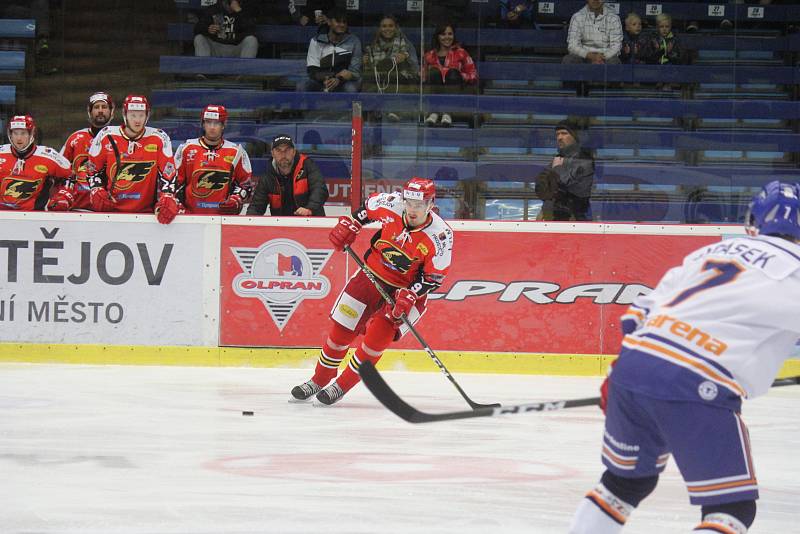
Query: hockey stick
[
  {"left": 344, "top": 245, "right": 500, "bottom": 410},
  {"left": 360, "top": 361, "right": 800, "bottom": 424},
  {"left": 360, "top": 360, "right": 596, "bottom": 423}
]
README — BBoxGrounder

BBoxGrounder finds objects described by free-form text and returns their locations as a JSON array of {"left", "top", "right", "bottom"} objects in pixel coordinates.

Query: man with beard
[
  {"left": 534, "top": 121, "right": 595, "bottom": 221},
  {"left": 59, "top": 92, "right": 115, "bottom": 210},
  {"left": 246, "top": 134, "right": 328, "bottom": 216}
]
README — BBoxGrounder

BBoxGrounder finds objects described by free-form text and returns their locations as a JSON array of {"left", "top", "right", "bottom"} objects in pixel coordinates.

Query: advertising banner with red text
[{"left": 220, "top": 224, "right": 723, "bottom": 354}]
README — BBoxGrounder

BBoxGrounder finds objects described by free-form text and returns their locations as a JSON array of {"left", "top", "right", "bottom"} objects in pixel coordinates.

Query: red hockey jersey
[
  {"left": 61, "top": 128, "right": 96, "bottom": 210},
  {"left": 355, "top": 192, "right": 454, "bottom": 292},
  {"left": 174, "top": 137, "right": 253, "bottom": 214},
  {"left": 0, "top": 144, "right": 72, "bottom": 211},
  {"left": 82, "top": 125, "right": 178, "bottom": 213}
]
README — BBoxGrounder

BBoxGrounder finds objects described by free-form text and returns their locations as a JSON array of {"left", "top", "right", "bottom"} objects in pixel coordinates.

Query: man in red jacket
[{"left": 245, "top": 134, "right": 328, "bottom": 216}]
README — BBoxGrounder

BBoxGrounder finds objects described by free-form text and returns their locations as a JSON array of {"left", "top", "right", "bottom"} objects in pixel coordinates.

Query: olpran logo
[
  {"left": 231, "top": 239, "right": 333, "bottom": 330},
  {"left": 427, "top": 281, "right": 653, "bottom": 304}
]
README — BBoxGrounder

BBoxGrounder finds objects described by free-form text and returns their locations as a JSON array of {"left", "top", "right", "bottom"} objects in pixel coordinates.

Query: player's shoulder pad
[
  {"left": 366, "top": 191, "right": 403, "bottom": 213},
  {"left": 424, "top": 214, "right": 454, "bottom": 254},
  {"left": 147, "top": 127, "right": 174, "bottom": 157},
  {"left": 35, "top": 145, "right": 72, "bottom": 169}
]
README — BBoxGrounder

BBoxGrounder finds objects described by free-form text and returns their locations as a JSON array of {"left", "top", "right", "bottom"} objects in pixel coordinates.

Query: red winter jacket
[{"left": 422, "top": 44, "right": 478, "bottom": 84}]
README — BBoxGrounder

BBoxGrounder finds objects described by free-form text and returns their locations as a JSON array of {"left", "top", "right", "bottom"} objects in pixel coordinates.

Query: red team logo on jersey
[
  {"left": 231, "top": 239, "right": 333, "bottom": 330},
  {"left": 191, "top": 169, "right": 230, "bottom": 198},
  {"left": 112, "top": 161, "right": 156, "bottom": 190},
  {"left": 2, "top": 177, "right": 40, "bottom": 202}
]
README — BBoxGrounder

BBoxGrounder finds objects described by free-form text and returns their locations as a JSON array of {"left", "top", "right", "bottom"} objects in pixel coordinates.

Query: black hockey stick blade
[
  {"left": 772, "top": 375, "right": 800, "bottom": 387},
  {"left": 359, "top": 361, "right": 600, "bottom": 424}
]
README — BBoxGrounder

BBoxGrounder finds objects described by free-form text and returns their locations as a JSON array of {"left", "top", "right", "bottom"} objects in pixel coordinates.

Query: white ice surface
[{"left": 1, "top": 364, "right": 798, "bottom": 534}]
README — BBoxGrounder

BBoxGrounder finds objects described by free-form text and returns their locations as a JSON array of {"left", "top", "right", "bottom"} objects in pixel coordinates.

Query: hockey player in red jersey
[
  {"left": 1, "top": 115, "right": 75, "bottom": 211},
  {"left": 60, "top": 91, "right": 115, "bottom": 210},
  {"left": 81, "top": 94, "right": 182, "bottom": 223},
  {"left": 174, "top": 104, "right": 253, "bottom": 214},
  {"left": 291, "top": 177, "right": 454, "bottom": 405}
]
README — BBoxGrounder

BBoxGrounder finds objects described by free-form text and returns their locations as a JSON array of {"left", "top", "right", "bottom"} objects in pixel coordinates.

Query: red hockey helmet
[
  {"left": 87, "top": 91, "right": 115, "bottom": 125},
  {"left": 6, "top": 114, "right": 36, "bottom": 151},
  {"left": 201, "top": 104, "right": 228, "bottom": 125},
  {"left": 403, "top": 177, "right": 435, "bottom": 203},
  {"left": 122, "top": 94, "right": 150, "bottom": 127}
]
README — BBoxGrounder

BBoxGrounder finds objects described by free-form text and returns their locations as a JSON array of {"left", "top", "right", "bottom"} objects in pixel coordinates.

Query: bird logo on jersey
[
  {"left": 2, "top": 177, "right": 39, "bottom": 202},
  {"left": 112, "top": 161, "right": 156, "bottom": 190},
  {"left": 192, "top": 169, "right": 230, "bottom": 198},
  {"left": 375, "top": 239, "right": 415, "bottom": 274}
]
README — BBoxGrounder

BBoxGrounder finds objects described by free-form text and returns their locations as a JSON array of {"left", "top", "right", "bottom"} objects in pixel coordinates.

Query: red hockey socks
[
  {"left": 311, "top": 322, "right": 356, "bottom": 387},
  {"left": 337, "top": 316, "right": 397, "bottom": 392}
]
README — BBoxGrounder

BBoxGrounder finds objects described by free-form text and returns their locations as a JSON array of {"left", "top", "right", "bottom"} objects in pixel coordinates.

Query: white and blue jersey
[
  {"left": 613, "top": 234, "right": 800, "bottom": 408},
  {"left": 602, "top": 234, "right": 800, "bottom": 505}
]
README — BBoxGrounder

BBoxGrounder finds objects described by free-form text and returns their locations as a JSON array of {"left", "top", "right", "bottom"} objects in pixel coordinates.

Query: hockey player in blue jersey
[{"left": 569, "top": 181, "right": 800, "bottom": 534}]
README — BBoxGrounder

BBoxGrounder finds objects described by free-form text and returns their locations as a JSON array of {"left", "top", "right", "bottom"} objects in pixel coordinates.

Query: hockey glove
[
  {"left": 218, "top": 195, "right": 244, "bottom": 215},
  {"left": 599, "top": 358, "right": 618, "bottom": 415},
  {"left": 389, "top": 288, "right": 417, "bottom": 321},
  {"left": 329, "top": 216, "right": 361, "bottom": 251},
  {"left": 89, "top": 187, "right": 117, "bottom": 212},
  {"left": 155, "top": 193, "right": 184, "bottom": 225},
  {"left": 47, "top": 188, "right": 75, "bottom": 212}
]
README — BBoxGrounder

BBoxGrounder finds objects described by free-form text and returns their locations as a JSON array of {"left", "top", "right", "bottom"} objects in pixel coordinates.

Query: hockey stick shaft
[
  {"left": 343, "top": 245, "right": 498, "bottom": 410},
  {"left": 360, "top": 361, "right": 800, "bottom": 424}
]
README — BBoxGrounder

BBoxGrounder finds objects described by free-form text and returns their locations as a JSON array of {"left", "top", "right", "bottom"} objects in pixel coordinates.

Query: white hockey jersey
[{"left": 618, "top": 234, "right": 800, "bottom": 400}]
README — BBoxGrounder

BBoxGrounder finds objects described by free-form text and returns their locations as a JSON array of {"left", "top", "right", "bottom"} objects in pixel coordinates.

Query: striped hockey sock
[
  {"left": 311, "top": 327, "right": 355, "bottom": 387},
  {"left": 568, "top": 484, "right": 632, "bottom": 534}
]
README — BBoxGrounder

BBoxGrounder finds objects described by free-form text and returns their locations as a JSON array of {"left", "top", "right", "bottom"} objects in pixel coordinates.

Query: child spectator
[
  {"left": 620, "top": 12, "right": 650, "bottom": 64},
  {"left": 422, "top": 23, "right": 478, "bottom": 127},
  {"left": 193, "top": 0, "right": 259, "bottom": 59},
  {"left": 650, "top": 13, "right": 683, "bottom": 65}
]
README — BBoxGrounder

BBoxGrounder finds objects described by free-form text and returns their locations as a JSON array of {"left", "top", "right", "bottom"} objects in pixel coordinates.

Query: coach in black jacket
[{"left": 247, "top": 134, "right": 328, "bottom": 216}]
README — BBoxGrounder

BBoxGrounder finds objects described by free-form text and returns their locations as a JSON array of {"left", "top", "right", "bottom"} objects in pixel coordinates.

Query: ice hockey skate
[
  {"left": 290, "top": 379, "right": 322, "bottom": 402},
  {"left": 314, "top": 382, "right": 345, "bottom": 406}
]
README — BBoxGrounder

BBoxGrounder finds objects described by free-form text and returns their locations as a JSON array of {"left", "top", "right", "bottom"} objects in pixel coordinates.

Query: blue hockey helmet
[{"left": 745, "top": 181, "right": 800, "bottom": 240}]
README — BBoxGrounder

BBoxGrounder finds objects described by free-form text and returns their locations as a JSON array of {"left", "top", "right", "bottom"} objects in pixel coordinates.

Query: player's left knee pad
[
  {"left": 600, "top": 470, "right": 658, "bottom": 508},
  {"left": 695, "top": 500, "right": 756, "bottom": 533}
]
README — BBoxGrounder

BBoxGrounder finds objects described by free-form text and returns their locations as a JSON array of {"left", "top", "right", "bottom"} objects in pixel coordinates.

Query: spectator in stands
[
  {"left": 620, "top": 12, "right": 650, "bottom": 64},
  {"left": 422, "top": 23, "right": 478, "bottom": 127},
  {"left": 563, "top": 0, "right": 623, "bottom": 65},
  {"left": 363, "top": 14, "right": 420, "bottom": 99},
  {"left": 289, "top": 0, "right": 335, "bottom": 27},
  {"left": 649, "top": 13, "right": 683, "bottom": 65},
  {"left": 194, "top": 0, "right": 259, "bottom": 59},
  {"left": 246, "top": 134, "right": 328, "bottom": 216},
  {"left": 534, "top": 121, "right": 594, "bottom": 221},
  {"left": 298, "top": 9, "right": 362, "bottom": 93},
  {"left": 499, "top": 1, "right": 534, "bottom": 29}
]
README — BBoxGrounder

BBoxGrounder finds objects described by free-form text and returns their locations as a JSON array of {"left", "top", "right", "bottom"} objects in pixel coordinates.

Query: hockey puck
[{"left": 242, "top": 411, "right": 254, "bottom": 416}]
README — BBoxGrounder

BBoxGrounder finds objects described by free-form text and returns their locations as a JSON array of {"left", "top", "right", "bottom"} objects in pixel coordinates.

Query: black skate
[
  {"left": 290, "top": 379, "right": 321, "bottom": 401},
  {"left": 315, "top": 382, "right": 345, "bottom": 406}
]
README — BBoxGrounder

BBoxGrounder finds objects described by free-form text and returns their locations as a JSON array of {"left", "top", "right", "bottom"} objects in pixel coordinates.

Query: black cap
[
  {"left": 271, "top": 134, "right": 294, "bottom": 149},
  {"left": 555, "top": 120, "right": 579, "bottom": 141}
]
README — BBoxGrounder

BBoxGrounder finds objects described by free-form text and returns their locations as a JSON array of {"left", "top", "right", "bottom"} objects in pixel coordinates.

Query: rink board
[{"left": 2, "top": 212, "right": 797, "bottom": 375}]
